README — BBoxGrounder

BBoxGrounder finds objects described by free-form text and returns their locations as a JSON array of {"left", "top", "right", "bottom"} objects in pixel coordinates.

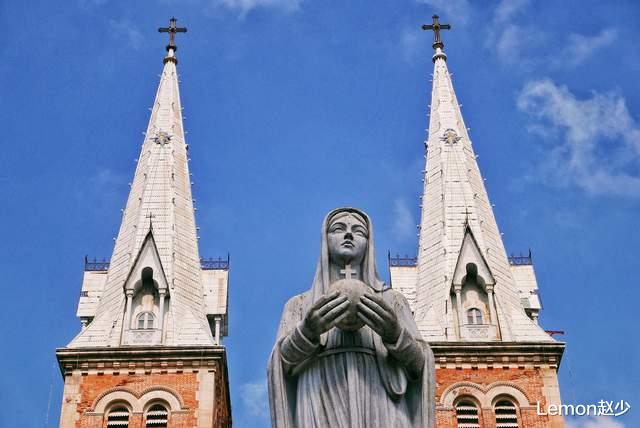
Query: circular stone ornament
[{"left": 329, "top": 279, "right": 372, "bottom": 331}]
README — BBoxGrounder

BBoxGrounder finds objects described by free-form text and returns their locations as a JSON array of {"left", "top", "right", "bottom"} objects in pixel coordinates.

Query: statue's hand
[
  {"left": 356, "top": 294, "right": 402, "bottom": 344},
  {"left": 301, "top": 291, "right": 350, "bottom": 341}
]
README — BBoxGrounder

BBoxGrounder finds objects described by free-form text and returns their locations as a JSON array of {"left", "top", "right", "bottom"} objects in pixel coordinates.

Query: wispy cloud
[
  {"left": 565, "top": 416, "right": 625, "bottom": 428},
  {"left": 399, "top": 28, "right": 427, "bottom": 63},
  {"left": 493, "top": 0, "right": 529, "bottom": 24},
  {"left": 108, "top": 19, "right": 144, "bottom": 50},
  {"left": 555, "top": 29, "right": 617, "bottom": 68},
  {"left": 240, "top": 380, "right": 269, "bottom": 418},
  {"left": 213, "top": 0, "right": 302, "bottom": 16},
  {"left": 517, "top": 79, "right": 640, "bottom": 198},
  {"left": 417, "top": 0, "right": 471, "bottom": 25},
  {"left": 79, "top": 0, "right": 109, "bottom": 7},
  {"left": 392, "top": 198, "right": 416, "bottom": 241},
  {"left": 488, "top": 1, "right": 614, "bottom": 70},
  {"left": 91, "top": 168, "right": 128, "bottom": 189},
  {"left": 487, "top": 0, "right": 542, "bottom": 67}
]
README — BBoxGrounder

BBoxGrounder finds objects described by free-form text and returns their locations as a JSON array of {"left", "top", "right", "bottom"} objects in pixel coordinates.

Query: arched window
[
  {"left": 107, "top": 406, "right": 130, "bottom": 427},
  {"left": 137, "top": 312, "right": 155, "bottom": 329},
  {"left": 145, "top": 403, "right": 169, "bottom": 427},
  {"left": 467, "top": 308, "right": 483, "bottom": 325},
  {"left": 456, "top": 399, "right": 480, "bottom": 428},
  {"left": 495, "top": 399, "right": 519, "bottom": 427}
]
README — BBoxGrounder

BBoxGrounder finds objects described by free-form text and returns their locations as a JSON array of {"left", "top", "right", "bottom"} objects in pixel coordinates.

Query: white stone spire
[
  {"left": 68, "top": 28, "right": 216, "bottom": 347},
  {"left": 408, "top": 23, "right": 552, "bottom": 342}
]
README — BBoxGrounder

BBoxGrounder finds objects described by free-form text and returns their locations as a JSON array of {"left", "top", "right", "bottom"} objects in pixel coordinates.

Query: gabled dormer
[
  {"left": 450, "top": 225, "right": 500, "bottom": 341},
  {"left": 122, "top": 229, "right": 170, "bottom": 346}
]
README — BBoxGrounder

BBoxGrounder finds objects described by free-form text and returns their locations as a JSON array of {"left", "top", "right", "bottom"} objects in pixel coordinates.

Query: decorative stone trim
[
  {"left": 90, "top": 385, "right": 188, "bottom": 415},
  {"left": 440, "top": 380, "right": 532, "bottom": 408},
  {"left": 429, "top": 341, "right": 565, "bottom": 370},
  {"left": 139, "top": 385, "right": 186, "bottom": 408},
  {"left": 441, "top": 381, "right": 485, "bottom": 407},
  {"left": 56, "top": 346, "right": 225, "bottom": 376}
]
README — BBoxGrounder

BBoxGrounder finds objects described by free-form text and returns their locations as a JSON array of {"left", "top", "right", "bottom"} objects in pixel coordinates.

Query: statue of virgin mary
[{"left": 268, "top": 207, "right": 435, "bottom": 428}]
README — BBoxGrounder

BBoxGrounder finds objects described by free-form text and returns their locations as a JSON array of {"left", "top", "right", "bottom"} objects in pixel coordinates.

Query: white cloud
[
  {"left": 487, "top": 0, "right": 541, "bottom": 66},
  {"left": 240, "top": 380, "right": 268, "bottom": 417},
  {"left": 108, "top": 19, "right": 144, "bottom": 50},
  {"left": 214, "top": 0, "right": 302, "bottom": 16},
  {"left": 392, "top": 198, "right": 416, "bottom": 241},
  {"left": 556, "top": 29, "right": 617, "bottom": 68},
  {"left": 488, "top": 1, "right": 614, "bottom": 69},
  {"left": 517, "top": 79, "right": 640, "bottom": 198},
  {"left": 91, "top": 168, "right": 127, "bottom": 188},
  {"left": 400, "top": 29, "right": 425, "bottom": 62},
  {"left": 494, "top": 0, "right": 529, "bottom": 24},
  {"left": 79, "top": 0, "right": 108, "bottom": 7},
  {"left": 565, "top": 415, "right": 625, "bottom": 428},
  {"left": 417, "top": 0, "right": 470, "bottom": 25}
]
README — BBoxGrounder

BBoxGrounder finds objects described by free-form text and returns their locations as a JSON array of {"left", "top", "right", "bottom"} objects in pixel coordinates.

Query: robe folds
[{"left": 268, "top": 208, "right": 435, "bottom": 428}]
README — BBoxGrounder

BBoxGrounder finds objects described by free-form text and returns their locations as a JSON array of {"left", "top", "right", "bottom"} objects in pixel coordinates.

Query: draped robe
[{"left": 268, "top": 208, "right": 435, "bottom": 428}]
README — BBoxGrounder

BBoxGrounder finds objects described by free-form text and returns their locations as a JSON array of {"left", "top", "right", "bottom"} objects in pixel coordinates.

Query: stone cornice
[
  {"left": 428, "top": 341, "right": 565, "bottom": 371},
  {"left": 56, "top": 345, "right": 228, "bottom": 376}
]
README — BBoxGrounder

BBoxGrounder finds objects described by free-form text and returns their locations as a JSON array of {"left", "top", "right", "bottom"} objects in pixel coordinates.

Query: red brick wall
[
  {"left": 74, "top": 372, "right": 199, "bottom": 428},
  {"left": 435, "top": 367, "right": 553, "bottom": 428}
]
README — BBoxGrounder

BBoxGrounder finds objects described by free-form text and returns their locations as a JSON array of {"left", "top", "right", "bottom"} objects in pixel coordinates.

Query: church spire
[
  {"left": 68, "top": 18, "right": 216, "bottom": 348},
  {"left": 412, "top": 17, "right": 552, "bottom": 342}
]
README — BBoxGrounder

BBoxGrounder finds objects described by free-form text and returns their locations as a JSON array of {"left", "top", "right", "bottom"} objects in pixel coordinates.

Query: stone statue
[{"left": 268, "top": 207, "right": 435, "bottom": 428}]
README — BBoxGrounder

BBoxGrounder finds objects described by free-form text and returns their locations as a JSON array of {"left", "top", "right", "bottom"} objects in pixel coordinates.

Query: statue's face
[{"left": 327, "top": 212, "right": 368, "bottom": 266}]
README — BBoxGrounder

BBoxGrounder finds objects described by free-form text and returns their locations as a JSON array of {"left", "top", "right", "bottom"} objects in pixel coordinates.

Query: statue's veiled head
[
  {"left": 326, "top": 210, "right": 369, "bottom": 267},
  {"left": 309, "top": 208, "right": 385, "bottom": 318}
]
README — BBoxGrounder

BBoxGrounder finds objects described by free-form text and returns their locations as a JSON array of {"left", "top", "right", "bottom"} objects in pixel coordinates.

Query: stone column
[
  {"left": 454, "top": 284, "right": 464, "bottom": 331},
  {"left": 158, "top": 290, "right": 166, "bottom": 329},
  {"left": 214, "top": 317, "right": 221, "bottom": 345},
  {"left": 486, "top": 285, "right": 498, "bottom": 326},
  {"left": 124, "top": 290, "right": 134, "bottom": 330}
]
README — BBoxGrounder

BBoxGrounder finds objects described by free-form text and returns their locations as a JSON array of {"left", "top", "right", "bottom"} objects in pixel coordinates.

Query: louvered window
[
  {"left": 495, "top": 399, "right": 519, "bottom": 428},
  {"left": 107, "top": 406, "right": 130, "bottom": 427},
  {"left": 146, "top": 404, "right": 169, "bottom": 427},
  {"left": 456, "top": 400, "right": 480, "bottom": 428}
]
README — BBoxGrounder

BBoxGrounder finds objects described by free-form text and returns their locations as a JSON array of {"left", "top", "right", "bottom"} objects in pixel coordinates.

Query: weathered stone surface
[{"left": 329, "top": 278, "right": 371, "bottom": 331}]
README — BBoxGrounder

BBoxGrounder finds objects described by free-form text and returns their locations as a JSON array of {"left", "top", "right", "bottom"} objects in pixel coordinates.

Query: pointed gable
[
  {"left": 452, "top": 226, "right": 495, "bottom": 287},
  {"left": 122, "top": 229, "right": 169, "bottom": 295}
]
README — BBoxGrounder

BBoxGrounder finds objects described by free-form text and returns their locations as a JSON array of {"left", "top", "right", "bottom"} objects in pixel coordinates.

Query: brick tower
[
  {"left": 389, "top": 16, "right": 565, "bottom": 428},
  {"left": 56, "top": 18, "right": 231, "bottom": 428}
]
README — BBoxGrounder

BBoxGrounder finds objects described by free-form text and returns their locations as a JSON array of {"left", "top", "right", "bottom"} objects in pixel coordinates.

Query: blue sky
[{"left": 1, "top": 0, "right": 638, "bottom": 427}]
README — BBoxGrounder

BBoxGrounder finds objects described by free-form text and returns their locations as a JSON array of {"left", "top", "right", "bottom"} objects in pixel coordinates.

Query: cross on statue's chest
[{"left": 340, "top": 264, "right": 357, "bottom": 280}]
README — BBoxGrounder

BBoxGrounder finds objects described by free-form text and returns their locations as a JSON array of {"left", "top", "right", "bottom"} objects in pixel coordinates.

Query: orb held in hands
[{"left": 329, "top": 278, "right": 372, "bottom": 331}]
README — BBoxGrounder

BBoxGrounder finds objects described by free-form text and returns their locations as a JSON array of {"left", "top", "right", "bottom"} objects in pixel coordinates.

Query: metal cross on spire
[
  {"left": 422, "top": 15, "right": 451, "bottom": 50},
  {"left": 158, "top": 17, "right": 187, "bottom": 52}
]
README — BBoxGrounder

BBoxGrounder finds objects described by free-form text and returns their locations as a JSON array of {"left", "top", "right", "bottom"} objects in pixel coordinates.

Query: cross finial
[
  {"left": 340, "top": 264, "right": 357, "bottom": 280},
  {"left": 422, "top": 15, "right": 451, "bottom": 61},
  {"left": 158, "top": 17, "right": 187, "bottom": 62},
  {"left": 146, "top": 212, "right": 156, "bottom": 229}
]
